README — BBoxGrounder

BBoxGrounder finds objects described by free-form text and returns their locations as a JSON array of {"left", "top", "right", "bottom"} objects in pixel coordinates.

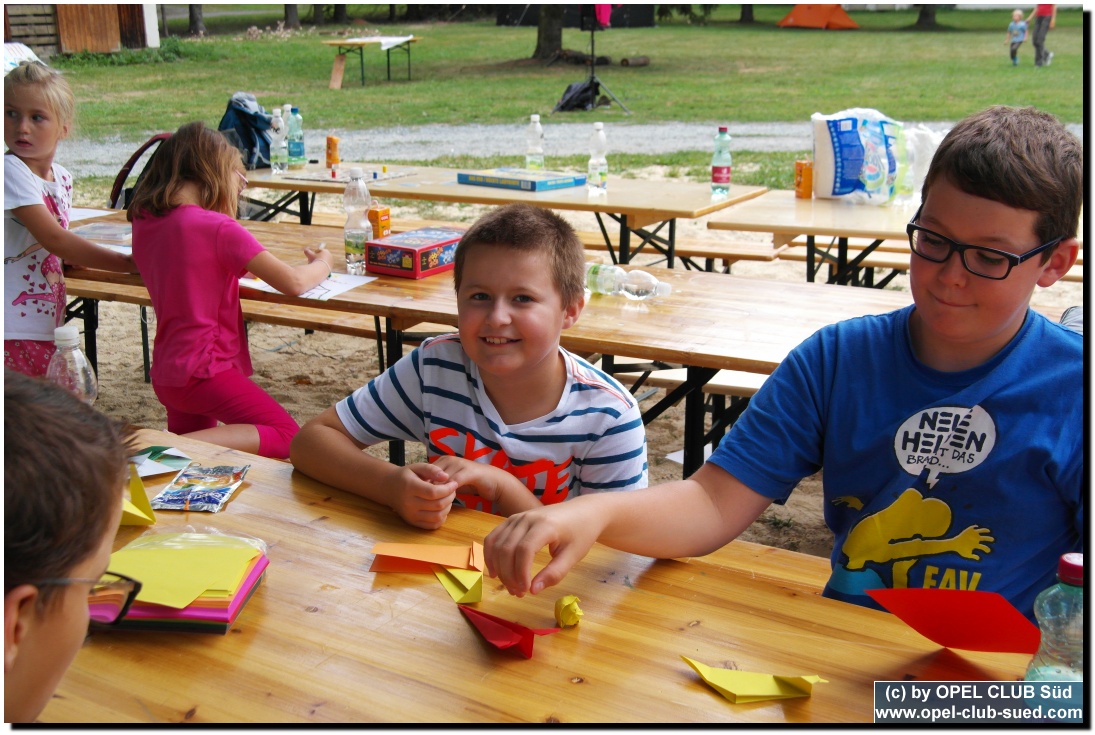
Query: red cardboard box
[{"left": 365, "top": 226, "right": 466, "bottom": 279}]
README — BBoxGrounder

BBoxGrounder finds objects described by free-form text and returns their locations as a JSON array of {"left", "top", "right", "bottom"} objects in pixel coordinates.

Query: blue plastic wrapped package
[
  {"left": 811, "top": 108, "right": 904, "bottom": 205},
  {"left": 150, "top": 463, "right": 250, "bottom": 513}
]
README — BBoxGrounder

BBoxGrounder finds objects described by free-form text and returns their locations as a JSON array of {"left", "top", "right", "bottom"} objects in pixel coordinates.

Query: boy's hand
[
  {"left": 484, "top": 499, "right": 602, "bottom": 598},
  {"left": 393, "top": 463, "right": 459, "bottom": 530},
  {"left": 428, "top": 455, "right": 507, "bottom": 504}
]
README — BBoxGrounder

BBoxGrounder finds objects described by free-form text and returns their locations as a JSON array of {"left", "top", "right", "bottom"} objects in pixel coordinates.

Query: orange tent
[{"left": 777, "top": 5, "right": 859, "bottom": 29}]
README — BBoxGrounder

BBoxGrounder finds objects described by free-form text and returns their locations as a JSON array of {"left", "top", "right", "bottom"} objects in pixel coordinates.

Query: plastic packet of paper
[{"left": 150, "top": 464, "right": 250, "bottom": 513}]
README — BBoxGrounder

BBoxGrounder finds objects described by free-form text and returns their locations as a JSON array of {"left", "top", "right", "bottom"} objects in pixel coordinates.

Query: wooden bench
[
  {"left": 306, "top": 212, "right": 785, "bottom": 272},
  {"left": 789, "top": 235, "right": 1084, "bottom": 266},
  {"left": 65, "top": 281, "right": 451, "bottom": 382},
  {"left": 778, "top": 245, "right": 1084, "bottom": 284}
]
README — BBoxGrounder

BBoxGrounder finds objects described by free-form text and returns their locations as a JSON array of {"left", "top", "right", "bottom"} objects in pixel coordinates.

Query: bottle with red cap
[{"left": 1024, "top": 552, "right": 1083, "bottom": 682}]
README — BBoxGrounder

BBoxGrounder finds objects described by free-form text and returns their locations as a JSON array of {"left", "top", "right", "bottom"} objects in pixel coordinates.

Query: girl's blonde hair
[
  {"left": 127, "top": 121, "right": 245, "bottom": 220},
  {"left": 3, "top": 60, "right": 76, "bottom": 133}
]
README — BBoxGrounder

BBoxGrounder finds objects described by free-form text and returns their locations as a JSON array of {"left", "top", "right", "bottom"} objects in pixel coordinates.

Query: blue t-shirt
[{"left": 709, "top": 305, "right": 1083, "bottom": 620}]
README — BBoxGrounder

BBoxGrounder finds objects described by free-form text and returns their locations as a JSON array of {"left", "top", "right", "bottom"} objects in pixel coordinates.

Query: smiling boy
[
  {"left": 290, "top": 203, "right": 647, "bottom": 529},
  {"left": 484, "top": 106, "right": 1082, "bottom": 622}
]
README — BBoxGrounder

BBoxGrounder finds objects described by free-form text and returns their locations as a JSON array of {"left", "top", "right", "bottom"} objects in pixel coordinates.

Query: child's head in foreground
[
  {"left": 4, "top": 370, "right": 133, "bottom": 723},
  {"left": 922, "top": 105, "right": 1082, "bottom": 249},
  {"left": 3, "top": 60, "right": 76, "bottom": 157},
  {"left": 453, "top": 203, "right": 586, "bottom": 308},
  {"left": 128, "top": 120, "right": 246, "bottom": 220}
]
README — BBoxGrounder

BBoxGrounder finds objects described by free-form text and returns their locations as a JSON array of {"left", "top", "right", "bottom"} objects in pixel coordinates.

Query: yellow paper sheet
[
  {"left": 682, "top": 657, "right": 827, "bottom": 703},
  {"left": 432, "top": 566, "right": 482, "bottom": 603},
  {"left": 109, "top": 546, "right": 260, "bottom": 608},
  {"left": 120, "top": 464, "right": 156, "bottom": 526}
]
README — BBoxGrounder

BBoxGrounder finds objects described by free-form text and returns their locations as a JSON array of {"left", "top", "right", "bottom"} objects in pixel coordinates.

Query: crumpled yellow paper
[{"left": 554, "top": 594, "right": 583, "bottom": 627}]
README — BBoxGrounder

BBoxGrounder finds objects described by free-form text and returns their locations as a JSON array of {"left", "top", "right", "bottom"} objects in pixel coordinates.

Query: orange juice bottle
[{"left": 368, "top": 198, "right": 391, "bottom": 239}]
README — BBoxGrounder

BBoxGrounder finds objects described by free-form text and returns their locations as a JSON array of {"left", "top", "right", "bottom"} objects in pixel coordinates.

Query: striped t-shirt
[{"left": 335, "top": 334, "right": 648, "bottom": 514}]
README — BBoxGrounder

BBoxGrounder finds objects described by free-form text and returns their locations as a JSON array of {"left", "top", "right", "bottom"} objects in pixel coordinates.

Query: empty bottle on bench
[
  {"left": 584, "top": 263, "right": 671, "bottom": 301},
  {"left": 287, "top": 106, "right": 306, "bottom": 169},
  {"left": 587, "top": 122, "right": 608, "bottom": 194},
  {"left": 46, "top": 325, "right": 97, "bottom": 405},
  {"left": 711, "top": 126, "right": 732, "bottom": 198},
  {"left": 343, "top": 167, "right": 372, "bottom": 276},
  {"left": 269, "top": 108, "right": 288, "bottom": 175},
  {"left": 525, "top": 114, "right": 545, "bottom": 170}
]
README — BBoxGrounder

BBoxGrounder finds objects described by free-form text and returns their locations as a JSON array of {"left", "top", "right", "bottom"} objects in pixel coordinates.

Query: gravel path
[{"left": 60, "top": 120, "right": 1083, "bottom": 179}]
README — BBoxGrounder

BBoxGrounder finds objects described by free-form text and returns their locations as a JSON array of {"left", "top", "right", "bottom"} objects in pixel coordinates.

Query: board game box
[
  {"left": 365, "top": 226, "right": 467, "bottom": 279},
  {"left": 456, "top": 168, "right": 587, "bottom": 192}
]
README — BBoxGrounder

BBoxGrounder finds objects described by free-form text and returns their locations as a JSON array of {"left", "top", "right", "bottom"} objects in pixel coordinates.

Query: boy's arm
[
  {"left": 484, "top": 462, "right": 772, "bottom": 597},
  {"left": 13, "top": 205, "right": 134, "bottom": 272},
  {"left": 289, "top": 407, "right": 459, "bottom": 529}
]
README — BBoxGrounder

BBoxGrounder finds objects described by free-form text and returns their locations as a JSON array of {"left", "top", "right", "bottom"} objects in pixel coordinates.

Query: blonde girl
[
  {"left": 4, "top": 60, "right": 133, "bottom": 376},
  {"left": 127, "top": 121, "right": 333, "bottom": 459}
]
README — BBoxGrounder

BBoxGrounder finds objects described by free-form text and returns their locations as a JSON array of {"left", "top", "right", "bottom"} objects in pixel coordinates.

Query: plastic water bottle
[
  {"left": 587, "top": 122, "right": 608, "bottom": 194},
  {"left": 343, "top": 167, "right": 372, "bottom": 276},
  {"left": 45, "top": 325, "right": 97, "bottom": 405},
  {"left": 584, "top": 263, "right": 670, "bottom": 301},
  {"left": 711, "top": 126, "right": 732, "bottom": 198},
  {"left": 269, "top": 109, "right": 288, "bottom": 175},
  {"left": 1024, "top": 553, "right": 1084, "bottom": 683},
  {"left": 525, "top": 114, "right": 545, "bottom": 170},
  {"left": 287, "top": 106, "right": 305, "bottom": 170}
]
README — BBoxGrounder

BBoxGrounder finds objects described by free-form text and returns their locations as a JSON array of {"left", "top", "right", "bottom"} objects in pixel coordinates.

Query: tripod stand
[{"left": 585, "top": 24, "right": 630, "bottom": 114}]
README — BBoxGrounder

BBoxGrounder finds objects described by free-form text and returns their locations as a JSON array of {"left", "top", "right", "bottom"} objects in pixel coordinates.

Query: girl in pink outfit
[
  {"left": 4, "top": 61, "right": 134, "bottom": 376},
  {"left": 128, "top": 122, "right": 334, "bottom": 459}
]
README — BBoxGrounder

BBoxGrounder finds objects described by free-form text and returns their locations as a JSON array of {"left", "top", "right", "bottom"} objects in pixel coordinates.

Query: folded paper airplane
[
  {"left": 459, "top": 605, "right": 559, "bottom": 659},
  {"left": 120, "top": 464, "right": 156, "bottom": 526},
  {"left": 682, "top": 657, "right": 827, "bottom": 703},
  {"left": 434, "top": 566, "right": 483, "bottom": 604},
  {"left": 867, "top": 588, "right": 1040, "bottom": 654},
  {"left": 370, "top": 541, "right": 484, "bottom": 573}
]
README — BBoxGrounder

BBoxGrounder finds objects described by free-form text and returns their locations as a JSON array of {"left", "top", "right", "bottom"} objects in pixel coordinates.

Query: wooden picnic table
[
  {"left": 38, "top": 427, "right": 1030, "bottom": 724},
  {"left": 322, "top": 35, "right": 418, "bottom": 88}
]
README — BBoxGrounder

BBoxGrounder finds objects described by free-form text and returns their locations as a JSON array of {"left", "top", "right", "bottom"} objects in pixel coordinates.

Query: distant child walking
[
  {"left": 4, "top": 60, "right": 134, "bottom": 376},
  {"left": 1006, "top": 9, "right": 1028, "bottom": 65},
  {"left": 127, "top": 121, "right": 334, "bottom": 459}
]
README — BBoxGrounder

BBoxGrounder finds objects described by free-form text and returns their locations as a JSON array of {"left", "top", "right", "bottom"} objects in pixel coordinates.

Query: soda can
[{"left": 794, "top": 159, "right": 813, "bottom": 199}]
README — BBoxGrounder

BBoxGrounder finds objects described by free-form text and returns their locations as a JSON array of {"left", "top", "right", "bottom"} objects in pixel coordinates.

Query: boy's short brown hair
[
  {"left": 4, "top": 370, "right": 134, "bottom": 608},
  {"left": 453, "top": 203, "right": 586, "bottom": 307},
  {"left": 922, "top": 106, "right": 1083, "bottom": 248}
]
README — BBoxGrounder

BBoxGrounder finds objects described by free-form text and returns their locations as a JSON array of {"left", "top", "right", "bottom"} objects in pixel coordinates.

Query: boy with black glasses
[
  {"left": 484, "top": 106, "right": 1082, "bottom": 623},
  {"left": 5, "top": 370, "right": 139, "bottom": 722}
]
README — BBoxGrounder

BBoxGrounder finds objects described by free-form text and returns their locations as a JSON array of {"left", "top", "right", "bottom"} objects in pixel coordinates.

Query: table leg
[
  {"left": 806, "top": 235, "right": 817, "bottom": 283},
  {"left": 64, "top": 297, "right": 99, "bottom": 374},
  {"left": 384, "top": 318, "right": 405, "bottom": 466},
  {"left": 386, "top": 48, "right": 392, "bottom": 81},
  {"left": 618, "top": 217, "right": 632, "bottom": 263},
  {"left": 682, "top": 365, "right": 718, "bottom": 477}
]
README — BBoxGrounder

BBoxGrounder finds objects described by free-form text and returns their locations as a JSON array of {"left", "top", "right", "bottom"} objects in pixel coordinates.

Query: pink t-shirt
[{"left": 131, "top": 205, "right": 264, "bottom": 387}]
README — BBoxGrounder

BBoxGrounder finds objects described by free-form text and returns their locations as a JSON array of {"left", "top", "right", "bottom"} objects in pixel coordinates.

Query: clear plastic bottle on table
[
  {"left": 711, "top": 125, "right": 732, "bottom": 198},
  {"left": 45, "top": 325, "right": 97, "bottom": 405},
  {"left": 584, "top": 263, "right": 671, "bottom": 301},
  {"left": 343, "top": 167, "right": 372, "bottom": 276},
  {"left": 525, "top": 114, "right": 545, "bottom": 170},
  {"left": 1024, "top": 552, "right": 1084, "bottom": 683},
  {"left": 587, "top": 122, "right": 608, "bottom": 194},
  {"left": 287, "top": 106, "right": 306, "bottom": 169},
  {"left": 269, "top": 109, "right": 288, "bottom": 174}
]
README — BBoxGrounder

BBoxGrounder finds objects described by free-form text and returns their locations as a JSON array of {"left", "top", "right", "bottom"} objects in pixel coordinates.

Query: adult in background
[{"left": 1027, "top": 4, "right": 1056, "bottom": 67}]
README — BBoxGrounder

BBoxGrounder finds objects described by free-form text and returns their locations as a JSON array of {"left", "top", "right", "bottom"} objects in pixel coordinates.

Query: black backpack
[{"left": 217, "top": 92, "right": 273, "bottom": 169}]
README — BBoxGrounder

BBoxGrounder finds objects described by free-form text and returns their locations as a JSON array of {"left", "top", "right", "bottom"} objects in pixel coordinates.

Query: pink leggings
[{"left": 154, "top": 368, "right": 299, "bottom": 459}]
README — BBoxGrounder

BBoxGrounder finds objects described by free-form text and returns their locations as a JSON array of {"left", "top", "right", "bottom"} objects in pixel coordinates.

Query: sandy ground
[{"left": 80, "top": 172, "right": 1082, "bottom": 559}]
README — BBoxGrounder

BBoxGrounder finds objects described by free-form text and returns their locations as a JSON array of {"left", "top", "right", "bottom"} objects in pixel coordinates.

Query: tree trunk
[
  {"left": 313, "top": 4, "right": 325, "bottom": 25},
  {"left": 284, "top": 4, "right": 300, "bottom": 29},
  {"left": 740, "top": 5, "right": 755, "bottom": 23},
  {"left": 188, "top": 5, "right": 206, "bottom": 36},
  {"left": 532, "top": 5, "right": 564, "bottom": 61},
  {"left": 333, "top": 4, "right": 348, "bottom": 24},
  {"left": 389, "top": 4, "right": 396, "bottom": 22},
  {"left": 915, "top": 5, "right": 938, "bottom": 28}
]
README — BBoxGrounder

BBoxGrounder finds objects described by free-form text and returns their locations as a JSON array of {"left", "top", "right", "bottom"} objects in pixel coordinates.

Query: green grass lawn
[{"left": 52, "top": 4, "right": 1083, "bottom": 200}]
